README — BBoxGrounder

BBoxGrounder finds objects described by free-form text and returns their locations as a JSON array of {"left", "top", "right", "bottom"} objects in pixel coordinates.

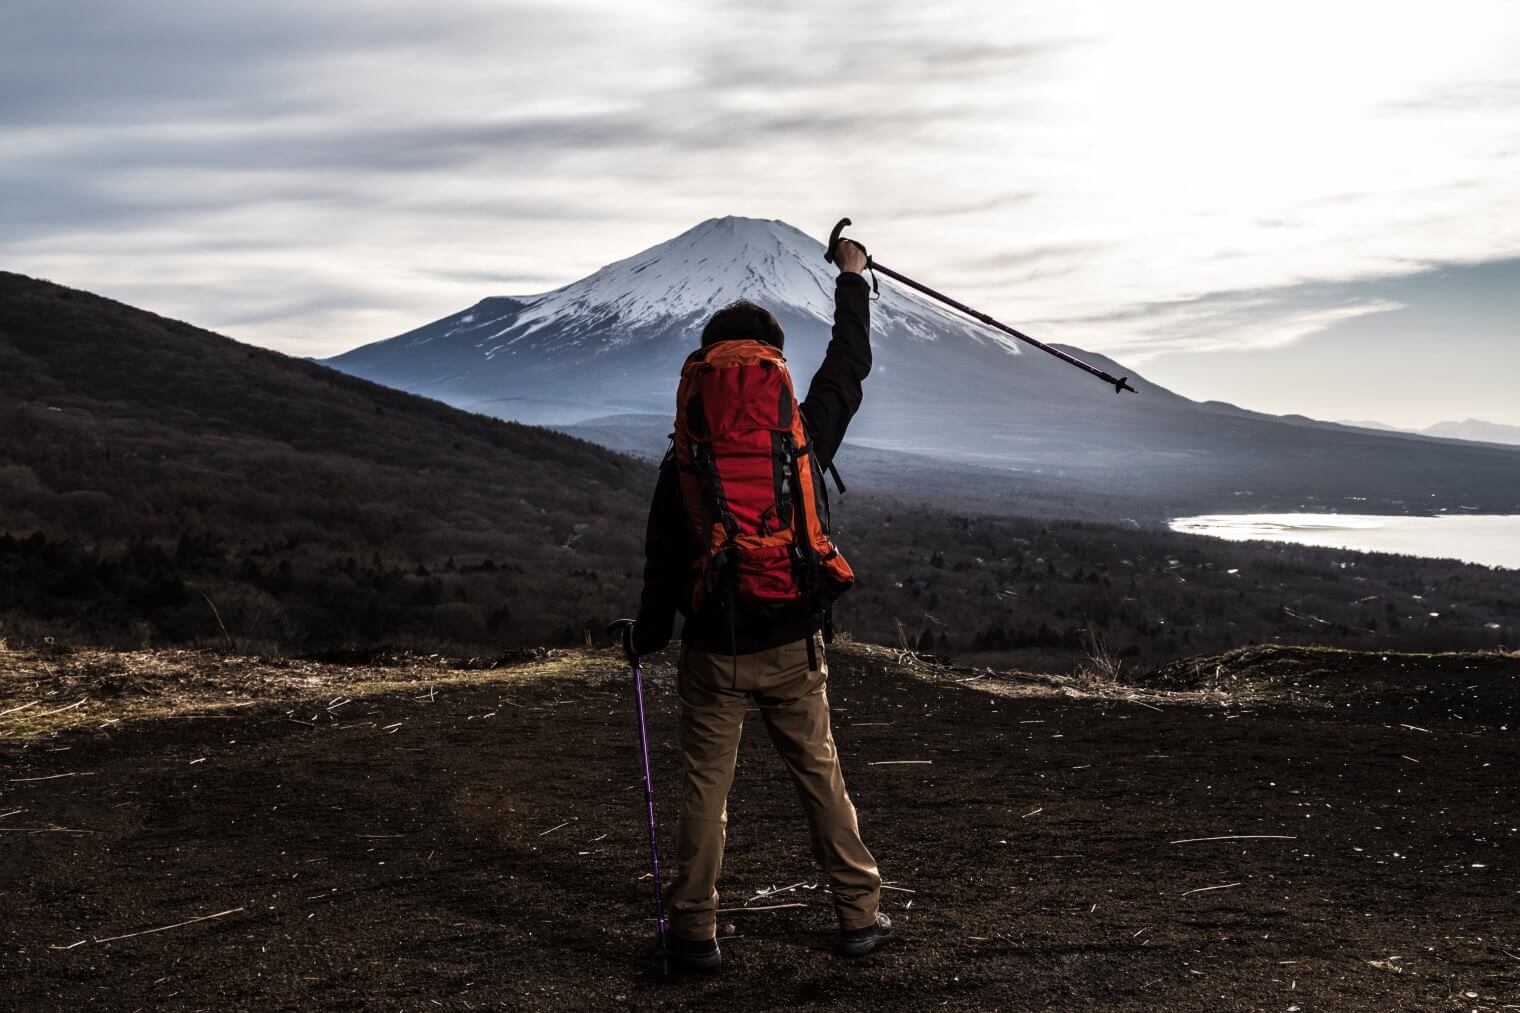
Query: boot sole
[
  {"left": 673, "top": 954, "right": 721, "bottom": 972},
  {"left": 667, "top": 945, "right": 722, "bottom": 972},
  {"left": 837, "top": 930, "right": 892, "bottom": 958}
]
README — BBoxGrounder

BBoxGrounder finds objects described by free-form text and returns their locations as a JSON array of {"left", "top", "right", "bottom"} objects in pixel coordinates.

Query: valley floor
[{"left": 1, "top": 644, "right": 1517, "bottom": 1010}]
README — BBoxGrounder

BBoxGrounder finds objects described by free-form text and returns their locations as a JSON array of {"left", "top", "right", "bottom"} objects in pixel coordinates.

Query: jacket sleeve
[
  {"left": 799, "top": 271, "right": 872, "bottom": 466},
  {"left": 632, "top": 449, "right": 688, "bottom": 655}
]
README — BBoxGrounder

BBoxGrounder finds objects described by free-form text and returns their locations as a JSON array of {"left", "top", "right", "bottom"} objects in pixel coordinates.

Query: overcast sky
[{"left": 5, "top": 0, "right": 1518, "bottom": 426}]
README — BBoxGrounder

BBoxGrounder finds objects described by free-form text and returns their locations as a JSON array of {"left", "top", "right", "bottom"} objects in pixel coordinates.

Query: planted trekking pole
[
  {"left": 824, "top": 217, "right": 1139, "bottom": 395},
  {"left": 606, "top": 618, "right": 670, "bottom": 973}
]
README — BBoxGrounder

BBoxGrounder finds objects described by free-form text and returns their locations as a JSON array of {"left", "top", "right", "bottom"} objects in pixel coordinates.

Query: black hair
[{"left": 700, "top": 299, "right": 785, "bottom": 350}]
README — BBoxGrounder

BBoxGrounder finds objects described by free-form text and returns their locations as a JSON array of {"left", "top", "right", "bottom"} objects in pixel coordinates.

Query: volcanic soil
[{"left": 1, "top": 642, "right": 1516, "bottom": 1010}]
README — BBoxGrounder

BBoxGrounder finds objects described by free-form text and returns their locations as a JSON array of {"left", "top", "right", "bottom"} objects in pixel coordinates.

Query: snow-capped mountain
[
  {"left": 325, "top": 217, "right": 1520, "bottom": 515},
  {"left": 326, "top": 216, "right": 1044, "bottom": 428},
  {"left": 493, "top": 217, "right": 966, "bottom": 350}
]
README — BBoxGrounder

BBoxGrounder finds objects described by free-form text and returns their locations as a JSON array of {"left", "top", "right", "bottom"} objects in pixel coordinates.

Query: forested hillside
[
  {"left": 2, "top": 272, "right": 1516, "bottom": 668},
  {"left": 0, "top": 272, "right": 648, "bottom": 652},
  {"left": 831, "top": 502, "right": 1519, "bottom": 670}
]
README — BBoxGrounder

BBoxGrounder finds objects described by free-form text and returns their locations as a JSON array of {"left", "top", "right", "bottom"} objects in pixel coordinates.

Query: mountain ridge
[
  {"left": 1335, "top": 417, "right": 1520, "bottom": 448},
  {"left": 1422, "top": 418, "right": 1520, "bottom": 447}
]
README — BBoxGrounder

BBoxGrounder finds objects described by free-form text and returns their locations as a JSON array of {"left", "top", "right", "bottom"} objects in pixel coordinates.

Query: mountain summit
[
  {"left": 325, "top": 218, "right": 1520, "bottom": 514},
  {"left": 507, "top": 216, "right": 853, "bottom": 336},
  {"left": 325, "top": 215, "right": 1044, "bottom": 427}
]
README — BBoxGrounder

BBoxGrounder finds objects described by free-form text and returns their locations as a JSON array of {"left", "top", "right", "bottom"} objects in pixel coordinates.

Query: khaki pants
[{"left": 666, "top": 634, "right": 881, "bottom": 940}]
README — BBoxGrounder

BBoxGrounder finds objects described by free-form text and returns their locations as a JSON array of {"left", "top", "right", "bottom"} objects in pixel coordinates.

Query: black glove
[
  {"left": 608, "top": 615, "right": 671, "bottom": 662},
  {"left": 630, "top": 612, "right": 672, "bottom": 658}
]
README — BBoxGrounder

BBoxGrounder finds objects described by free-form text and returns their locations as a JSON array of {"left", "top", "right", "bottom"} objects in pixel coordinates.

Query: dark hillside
[
  {"left": 2, "top": 272, "right": 1518, "bottom": 669},
  {"left": 0, "top": 271, "right": 649, "bottom": 651},
  {"left": 832, "top": 501, "right": 1520, "bottom": 670}
]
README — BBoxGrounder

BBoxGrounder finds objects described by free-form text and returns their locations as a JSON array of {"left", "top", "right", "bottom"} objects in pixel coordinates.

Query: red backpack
[{"left": 672, "top": 339, "right": 854, "bottom": 617}]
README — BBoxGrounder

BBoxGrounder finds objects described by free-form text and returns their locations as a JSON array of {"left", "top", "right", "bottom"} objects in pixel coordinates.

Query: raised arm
[{"left": 800, "top": 241, "right": 872, "bottom": 465}]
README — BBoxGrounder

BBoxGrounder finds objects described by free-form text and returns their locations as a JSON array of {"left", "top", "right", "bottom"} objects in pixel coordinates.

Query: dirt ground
[{"left": 1, "top": 642, "right": 1517, "bottom": 1011}]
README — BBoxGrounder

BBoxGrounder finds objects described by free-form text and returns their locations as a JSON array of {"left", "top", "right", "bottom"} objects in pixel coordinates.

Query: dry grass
[
  {"left": 8, "top": 636, "right": 1510, "bottom": 742},
  {"left": 842, "top": 636, "right": 1229, "bottom": 709},
  {"left": 2, "top": 635, "right": 1224, "bottom": 742},
  {"left": 0, "top": 645, "right": 619, "bottom": 741}
]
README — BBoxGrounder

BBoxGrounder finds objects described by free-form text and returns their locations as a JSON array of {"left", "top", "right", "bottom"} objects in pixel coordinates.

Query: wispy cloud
[
  {"left": 1136, "top": 257, "right": 1520, "bottom": 426},
  {"left": 1064, "top": 283, "right": 1405, "bottom": 362},
  {"left": 2, "top": 0, "right": 1518, "bottom": 381}
]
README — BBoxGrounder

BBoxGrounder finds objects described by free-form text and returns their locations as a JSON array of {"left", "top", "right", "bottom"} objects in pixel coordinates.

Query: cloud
[
  {"left": 1066, "top": 284, "right": 1405, "bottom": 362},
  {"left": 1, "top": 0, "right": 1517, "bottom": 377},
  {"left": 953, "top": 242, "right": 1107, "bottom": 273},
  {"left": 1381, "top": 80, "right": 1520, "bottom": 112},
  {"left": 1135, "top": 257, "right": 1520, "bottom": 426},
  {"left": 0, "top": 1, "right": 563, "bottom": 126}
]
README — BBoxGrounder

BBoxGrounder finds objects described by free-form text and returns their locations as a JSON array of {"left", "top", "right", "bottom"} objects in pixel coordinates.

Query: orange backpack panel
[{"left": 672, "top": 340, "right": 854, "bottom": 612}]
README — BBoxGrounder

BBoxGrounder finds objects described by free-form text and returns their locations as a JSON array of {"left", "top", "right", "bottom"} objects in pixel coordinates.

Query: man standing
[{"left": 625, "top": 238, "right": 888, "bottom": 970}]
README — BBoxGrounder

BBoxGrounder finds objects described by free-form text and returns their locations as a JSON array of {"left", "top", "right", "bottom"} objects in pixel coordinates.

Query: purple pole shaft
[{"left": 631, "top": 661, "right": 669, "bottom": 949}]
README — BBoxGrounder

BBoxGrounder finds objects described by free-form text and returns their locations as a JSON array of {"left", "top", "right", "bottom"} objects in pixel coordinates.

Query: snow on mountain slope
[
  {"left": 327, "top": 216, "right": 1026, "bottom": 409},
  {"left": 509, "top": 218, "right": 839, "bottom": 342},
  {"left": 503, "top": 216, "right": 1012, "bottom": 350}
]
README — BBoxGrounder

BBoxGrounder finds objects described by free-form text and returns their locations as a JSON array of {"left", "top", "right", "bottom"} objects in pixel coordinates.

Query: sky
[{"left": 4, "top": 0, "right": 1518, "bottom": 427}]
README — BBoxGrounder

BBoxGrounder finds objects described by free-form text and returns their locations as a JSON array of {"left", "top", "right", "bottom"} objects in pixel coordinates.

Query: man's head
[{"left": 701, "top": 299, "right": 784, "bottom": 350}]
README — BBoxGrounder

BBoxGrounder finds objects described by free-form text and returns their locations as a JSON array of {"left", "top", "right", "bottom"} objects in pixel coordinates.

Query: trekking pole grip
[
  {"left": 606, "top": 618, "right": 637, "bottom": 662},
  {"left": 824, "top": 217, "right": 852, "bottom": 264}
]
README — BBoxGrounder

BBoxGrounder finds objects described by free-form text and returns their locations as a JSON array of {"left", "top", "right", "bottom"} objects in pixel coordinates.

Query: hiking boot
[
  {"left": 667, "top": 934, "right": 721, "bottom": 972},
  {"left": 837, "top": 912, "right": 893, "bottom": 957}
]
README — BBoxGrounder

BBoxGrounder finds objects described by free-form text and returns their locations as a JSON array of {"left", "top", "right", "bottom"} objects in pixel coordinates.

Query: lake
[{"left": 1168, "top": 513, "right": 1520, "bottom": 570}]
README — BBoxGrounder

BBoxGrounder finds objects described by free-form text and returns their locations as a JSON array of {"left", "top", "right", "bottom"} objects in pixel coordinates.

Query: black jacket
[{"left": 634, "top": 271, "right": 872, "bottom": 656}]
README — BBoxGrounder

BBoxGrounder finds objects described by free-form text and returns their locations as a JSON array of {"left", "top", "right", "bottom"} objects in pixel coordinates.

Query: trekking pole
[
  {"left": 606, "top": 619, "right": 669, "bottom": 973},
  {"left": 824, "top": 217, "right": 1139, "bottom": 395}
]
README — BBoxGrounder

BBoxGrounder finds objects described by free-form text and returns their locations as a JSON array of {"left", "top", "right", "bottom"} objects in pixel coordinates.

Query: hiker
[{"left": 623, "top": 237, "right": 887, "bottom": 970}]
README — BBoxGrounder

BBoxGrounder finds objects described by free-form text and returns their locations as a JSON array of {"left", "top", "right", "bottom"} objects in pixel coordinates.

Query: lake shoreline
[{"left": 1169, "top": 512, "right": 1520, "bottom": 571}]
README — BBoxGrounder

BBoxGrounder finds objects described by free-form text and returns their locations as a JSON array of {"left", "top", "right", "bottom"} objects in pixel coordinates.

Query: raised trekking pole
[
  {"left": 824, "top": 217, "right": 1139, "bottom": 395},
  {"left": 606, "top": 618, "right": 669, "bottom": 973}
]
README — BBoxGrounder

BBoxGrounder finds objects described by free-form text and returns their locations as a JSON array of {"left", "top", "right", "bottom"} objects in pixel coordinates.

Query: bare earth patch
[{"left": 1, "top": 641, "right": 1516, "bottom": 1009}]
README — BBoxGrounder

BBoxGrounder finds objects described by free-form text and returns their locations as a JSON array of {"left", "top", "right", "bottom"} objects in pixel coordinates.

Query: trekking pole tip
[{"left": 1100, "top": 371, "right": 1137, "bottom": 395}]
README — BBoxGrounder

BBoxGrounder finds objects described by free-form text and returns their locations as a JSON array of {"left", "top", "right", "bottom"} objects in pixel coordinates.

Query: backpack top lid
[
  {"left": 683, "top": 335, "right": 788, "bottom": 372},
  {"left": 677, "top": 339, "right": 794, "bottom": 442}
]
